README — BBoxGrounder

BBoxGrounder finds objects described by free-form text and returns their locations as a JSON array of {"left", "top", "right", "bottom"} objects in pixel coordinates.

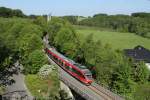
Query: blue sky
[{"left": 0, "top": 0, "right": 150, "bottom": 16}]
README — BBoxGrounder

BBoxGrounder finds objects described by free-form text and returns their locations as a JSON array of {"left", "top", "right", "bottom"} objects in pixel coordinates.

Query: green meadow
[{"left": 76, "top": 26, "right": 150, "bottom": 50}]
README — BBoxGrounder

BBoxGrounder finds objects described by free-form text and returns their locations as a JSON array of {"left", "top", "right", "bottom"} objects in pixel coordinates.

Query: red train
[{"left": 45, "top": 47, "right": 93, "bottom": 85}]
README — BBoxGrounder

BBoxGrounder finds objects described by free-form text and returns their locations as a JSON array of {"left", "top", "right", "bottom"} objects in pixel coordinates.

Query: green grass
[
  {"left": 25, "top": 74, "right": 59, "bottom": 98},
  {"left": 25, "top": 74, "right": 49, "bottom": 97},
  {"left": 74, "top": 25, "right": 114, "bottom": 32},
  {"left": 76, "top": 26, "right": 150, "bottom": 50}
]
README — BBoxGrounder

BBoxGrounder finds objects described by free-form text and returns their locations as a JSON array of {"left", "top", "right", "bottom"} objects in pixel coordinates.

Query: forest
[{"left": 0, "top": 7, "right": 150, "bottom": 100}]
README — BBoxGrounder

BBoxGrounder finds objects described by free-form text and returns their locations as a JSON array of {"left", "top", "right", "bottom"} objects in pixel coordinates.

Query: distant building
[
  {"left": 124, "top": 45, "right": 150, "bottom": 70},
  {"left": 77, "top": 16, "right": 87, "bottom": 22}
]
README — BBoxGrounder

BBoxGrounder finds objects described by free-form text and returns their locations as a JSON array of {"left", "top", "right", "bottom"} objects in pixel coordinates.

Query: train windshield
[
  {"left": 84, "top": 69, "right": 93, "bottom": 79},
  {"left": 86, "top": 74, "right": 93, "bottom": 79}
]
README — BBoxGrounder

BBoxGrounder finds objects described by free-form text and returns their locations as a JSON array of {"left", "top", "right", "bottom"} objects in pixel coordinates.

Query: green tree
[
  {"left": 62, "top": 16, "right": 78, "bottom": 24},
  {"left": 48, "top": 17, "right": 69, "bottom": 45},
  {"left": 131, "top": 62, "right": 149, "bottom": 84},
  {"left": 54, "top": 26, "right": 78, "bottom": 59},
  {"left": 132, "top": 12, "right": 150, "bottom": 18},
  {"left": 80, "top": 33, "right": 95, "bottom": 65},
  {"left": 18, "top": 34, "right": 43, "bottom": 60},
  {"left": 4, "top": 20, "right": 28, "bottom": 53},
  {"left": 13, "top": 9, "right": 25, "bottom": 17},
  {"left": 0, "top": 35, "right": 13, "bottom": 71},
  {"left": 19, "top": 23, "right": 42, "bottom": 37},
  {"left": 0, "top": 7, "right": 12, "bottom": 17},
  {"left": 25, "top": 50, "right": 48, "bottom": 74},
  {"left": 110, "top": 53, "right": 135, "bottom": 98},
  {"left": 0, "top": 7, "right": 25, "bottom": 18},
  {"left": 33, "top": 16, "right": 48, "bottom": 32},
  {"left": 95, "top": 44, "right": 116, "bottom": 87}
]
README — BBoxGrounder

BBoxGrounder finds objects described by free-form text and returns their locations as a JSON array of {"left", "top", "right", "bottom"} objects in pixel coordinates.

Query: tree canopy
[{"left": 0, "top": 7, "right": 26, "bottom": 18}]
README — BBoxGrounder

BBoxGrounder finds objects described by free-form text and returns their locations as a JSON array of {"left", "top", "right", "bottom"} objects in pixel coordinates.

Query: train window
[
  {"left": 66, "top": 66, "right": 69, "bottom": 69},
  {"left": 51, "top": 55, "right": 54, "bottom": 59},
  {"left": 62, "top": 62, "right": 65, "bottom": 67},
  {"left": 72, "top": 68, "right": 81, "bottom": 76},
  {"left": 52, "top": 55, "right": 55, "bottom": 59},
  {"left": 57, "top": 58, "right": 60, "bottom": 62},
  {"left": 84, "top": 70, "right": 93, "bottom": 79},
  {"left": 48, "top": 53, "right": 52, "bottom": 57},
  {"left": 54, "top": 56, "right": 57, "bottom": 61},
  {"left": 58, "top": 59, "right": 62, "bottom": 65},
  {"left": 53, "top": 56, "right": 55, "bottom": 60},
  {"left": 66, "top": 65, "right": 72, "bottom": 71},
  {"left": 74, "top": 63, "right": 87, "bottom": 69},
  {"left": 58, "top": 59, "right": 60, "bottom": 63},
  {"left": 60, "top": 61, "right": 64, "bottom": 66},
  {"left": 86, "top": 74, "right": 93, "bottom": 79}
]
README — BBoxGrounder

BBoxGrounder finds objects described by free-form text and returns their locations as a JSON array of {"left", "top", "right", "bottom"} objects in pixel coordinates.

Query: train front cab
[
  {"left": 81, "top": 69, "right": 93, "bottom": 85},
  {"left": 70, "top": 67, "right": 93, "bottom": 85}
]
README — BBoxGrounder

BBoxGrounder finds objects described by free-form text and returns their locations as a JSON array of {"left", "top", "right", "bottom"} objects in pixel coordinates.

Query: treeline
[
  {"left": 61, "top": 16, "right": 78, "bottom": 24},
  {"left": 47, "top": 17, "right": 150, "bottom": 99},
  {"left": 0, "top": 7, "right": 48, "bottom": 20},
  {"left": 0, "top": 7, "right": 26, "bottom": 18},
  {"left": 79, "top": 13, "right": 150, "bottom": 38},
  {"left": 62, "top": 13, "right": 150, "bottom": 38}
]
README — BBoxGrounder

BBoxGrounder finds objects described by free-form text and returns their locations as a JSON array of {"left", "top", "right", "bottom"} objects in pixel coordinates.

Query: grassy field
[
  {"left": 75, "top": 26, "right": 150, "bottom": 50},
  {"left": 25, "top": 74, "right": 59, "bottom": 98},
  {"left": 25, "top": 74, "right": 50, "bottom": 97}
]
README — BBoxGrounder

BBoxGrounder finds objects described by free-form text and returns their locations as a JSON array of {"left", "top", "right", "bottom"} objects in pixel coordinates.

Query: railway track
[
  {"left": 91, "top": 82, "right": 123, "bottom": 100},
  {"left": 88, "top": 85, "right": 113, "bottom": 100}
]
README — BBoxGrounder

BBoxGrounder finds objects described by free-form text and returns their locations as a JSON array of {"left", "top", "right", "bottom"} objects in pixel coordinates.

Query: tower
[{"left": 47, "top": 13, "right": 52, "bottom": 22}]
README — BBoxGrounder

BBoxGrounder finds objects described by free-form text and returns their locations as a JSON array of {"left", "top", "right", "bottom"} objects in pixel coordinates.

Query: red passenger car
[{"left": 45, "top": 47, "right": 93, "bottom": 85}]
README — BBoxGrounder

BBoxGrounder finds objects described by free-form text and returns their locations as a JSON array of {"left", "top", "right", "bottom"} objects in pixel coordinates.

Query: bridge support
[{"left": 60, "top": 81, "right": 75, "bottom": 100}]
